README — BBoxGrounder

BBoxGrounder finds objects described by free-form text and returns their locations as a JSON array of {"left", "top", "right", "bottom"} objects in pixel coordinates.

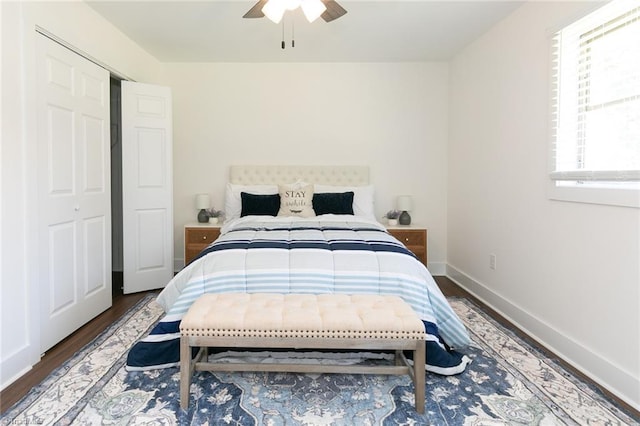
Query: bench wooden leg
[
  {"left": 394, "top": 350, "right": 403, "bottom": 366},
  {"left": 413, "top": 342, "right": 426, "bottom": 414},
  {"left": 180, "top": 336, "right": 191, "bottom": 410}
]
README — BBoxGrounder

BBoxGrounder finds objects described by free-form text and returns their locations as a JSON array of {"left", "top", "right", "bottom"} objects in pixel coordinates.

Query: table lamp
[
  {"left": 195, "top": 193, "right": 210, "bottom": 223},
  {"left": 396, "top": 195, "right": 413, "bottom": 225}
]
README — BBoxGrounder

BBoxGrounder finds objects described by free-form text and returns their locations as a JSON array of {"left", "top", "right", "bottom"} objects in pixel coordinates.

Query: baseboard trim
[
  {"left": 427, "top": 261, "right": 446, "bottom": 276},
  {"left": 0, "top": 347, "right": 36, "bottom": 392},
  {"left": 446, "top": 264, "right": 639, "bottom": 412}
]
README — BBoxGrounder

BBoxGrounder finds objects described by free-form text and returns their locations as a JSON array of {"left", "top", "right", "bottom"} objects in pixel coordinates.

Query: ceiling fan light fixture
[
  {"left": 301, "top": 0, "right": 327, "bottom": 22},
  {"left": 262, "top": 0, "right": 287, "bottom": 23},
  {"left": 261, "top": 0, "right": 327, "bottom": 24},
  {"left": 285, "top": 0, "right": 301, "bottom": 11},
  {"left": 244, "top": 0, "right": 345, "bottom": 22}
]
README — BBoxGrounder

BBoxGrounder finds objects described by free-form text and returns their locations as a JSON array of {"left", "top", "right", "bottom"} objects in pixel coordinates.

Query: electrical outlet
[{"left": 489, "top": 254, "right": 497, "bottom": 270}]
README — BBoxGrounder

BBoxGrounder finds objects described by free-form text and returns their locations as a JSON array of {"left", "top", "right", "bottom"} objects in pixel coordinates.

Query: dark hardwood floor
[
  {"left": 1, "top": 275, "right": 637, "bottom": 419},
  {"left": 0, "top": 274, "right": 155, "bottom": 413}
]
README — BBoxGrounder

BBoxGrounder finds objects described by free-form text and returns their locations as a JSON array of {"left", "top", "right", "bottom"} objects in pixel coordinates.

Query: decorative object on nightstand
[
  {"left": 195, "top": 194, "right": 210, "bottom": 223},
  {"left": 396, "top": 195, "right": 413, "bottom": 225},
  {"left": 206, "top": 208, "right": 225, "bottom": 224},
  {"left": 384, "top": 209, "right": 400, "bottom": 226}
]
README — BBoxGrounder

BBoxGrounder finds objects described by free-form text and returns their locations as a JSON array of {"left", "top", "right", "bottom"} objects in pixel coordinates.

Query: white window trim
[
  {"left": 547, "top": 0, "right": 640, "bottom": 209},
  {"left": 547, "top": 180, "right": 640, "bottom": 208}
]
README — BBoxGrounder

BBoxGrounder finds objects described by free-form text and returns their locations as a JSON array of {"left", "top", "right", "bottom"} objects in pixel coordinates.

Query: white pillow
[
  {"left": 224, "top": 183, "right": 278, "bottom": 220},
  {"left": 278, "top": 182, "right": 315, "bottom": 217},
  {"left": 314, "top": 184, "right": 376, "bottom": 220}
]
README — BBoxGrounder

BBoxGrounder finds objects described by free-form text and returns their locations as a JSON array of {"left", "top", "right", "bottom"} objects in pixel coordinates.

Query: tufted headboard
[{"left": 229, "top": 165, "right": 369, "bottom": 186}]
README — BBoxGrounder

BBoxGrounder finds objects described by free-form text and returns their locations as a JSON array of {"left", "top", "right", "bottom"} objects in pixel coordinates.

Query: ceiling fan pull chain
[{"left": 281, "top": 17, "right": 285, "bottom": 49}]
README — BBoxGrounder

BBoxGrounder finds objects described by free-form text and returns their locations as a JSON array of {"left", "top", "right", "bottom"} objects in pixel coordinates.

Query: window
[{"left": 549, "top": 0, "right": 640, "bottom": 207}]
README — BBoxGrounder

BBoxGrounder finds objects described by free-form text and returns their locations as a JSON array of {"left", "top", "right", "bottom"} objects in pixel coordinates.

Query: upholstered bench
[{"left": 179, "top": 293, "right": 426, "bottom": 413}]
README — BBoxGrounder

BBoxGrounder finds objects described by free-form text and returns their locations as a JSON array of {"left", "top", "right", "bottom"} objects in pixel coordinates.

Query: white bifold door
[
  {"left": 36, "top": 35, "right": 174, "bottom": 352},
  {"left": 37, "top": 35, "right": 112, "bottom": 352},
  {"left": 121, "top": 81, "right": 174, "bottom": 294}
]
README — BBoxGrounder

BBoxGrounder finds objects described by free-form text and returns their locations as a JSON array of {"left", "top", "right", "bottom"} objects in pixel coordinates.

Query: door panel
[
  {"left": 48, "top": 222, "right": 76, "bottom": 314},
  {"left": 83, "top": 115, "right": 106, "bottom": 192},
  {"left": 84, "top": 216, "right": 108, "bottom": 295},
  {"left": 37, "top": 35, "right": 112, "bottom": 352},
  {"left": 137, "top": 128, "right": 167, "bottom": 187},
  {"left": 48, "top": 106, "right": 75, "bottom": 194},
  {"left": 136, "top": 209, "right": 167, "bottom": 270},
  {"left": 122, "top": 82, "right": 173, "bottom": 294}
]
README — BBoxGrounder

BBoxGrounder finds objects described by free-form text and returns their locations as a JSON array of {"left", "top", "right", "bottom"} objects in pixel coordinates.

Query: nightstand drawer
[
  {"left": 387, "top": 228, "right": 427, "bottom": 266},
  {"left": 184, "top": 225, "right": 222, "bottom": 265},
  {"left": 186, "top": 228, "right": 220, "bottom": 244},
  {"left": 390, "top": 230, "right": 425, "bottom": 246}
]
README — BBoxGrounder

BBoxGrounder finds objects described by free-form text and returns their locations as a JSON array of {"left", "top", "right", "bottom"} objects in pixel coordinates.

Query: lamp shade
[
  {"left": 396, "top": 195, "right": 413, "bottom": 211},
  {"left": 195, "top": 193, "right": 210, "bottom": 210}
]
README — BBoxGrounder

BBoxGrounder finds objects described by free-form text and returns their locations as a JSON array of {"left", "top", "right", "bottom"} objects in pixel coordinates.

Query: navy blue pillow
[
  {"left": 240, "top": 192, "right": 281, "bottom": 217},
  {"left": 312, "top": 192, "right": 354, "bottom": 215}
]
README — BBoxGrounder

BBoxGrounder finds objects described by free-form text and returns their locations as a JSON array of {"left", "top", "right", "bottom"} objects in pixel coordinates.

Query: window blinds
[{"left": 550, "top": 0, "right": 640, "bottom": 183}]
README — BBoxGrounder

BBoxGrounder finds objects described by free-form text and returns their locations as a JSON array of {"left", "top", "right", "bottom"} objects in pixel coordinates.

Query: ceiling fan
[{"left": 243, "top": 0, "right": 347, "bottom": 24}]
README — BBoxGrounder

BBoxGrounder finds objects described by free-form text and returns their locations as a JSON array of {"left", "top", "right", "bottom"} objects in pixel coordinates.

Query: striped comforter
[{"left": 126, "top": 216, "right": 471, "bottom": 373}]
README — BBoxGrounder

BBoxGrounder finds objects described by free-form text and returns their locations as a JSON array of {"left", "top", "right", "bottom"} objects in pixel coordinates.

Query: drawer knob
[
  {"left": 405, "top": 238, "right": 410, "bottom": 242},
  {"left": 202, "top": 236, "right": 208, "bottom": 240}
]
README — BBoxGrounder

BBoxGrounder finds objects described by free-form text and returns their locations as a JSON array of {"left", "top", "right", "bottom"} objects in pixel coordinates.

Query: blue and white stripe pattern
[{"left": 126, "top": 216, "right": 471, "bottom": 372}]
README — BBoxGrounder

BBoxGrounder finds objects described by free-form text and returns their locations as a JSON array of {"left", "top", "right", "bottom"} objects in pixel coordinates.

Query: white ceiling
[{"left": 85, "top": 0, "right": 524, "bottom": 63}]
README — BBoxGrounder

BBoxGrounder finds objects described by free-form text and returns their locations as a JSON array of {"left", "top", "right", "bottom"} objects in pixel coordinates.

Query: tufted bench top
[{"left": 180, "top": 293, "right": 426, "bottom": 340}]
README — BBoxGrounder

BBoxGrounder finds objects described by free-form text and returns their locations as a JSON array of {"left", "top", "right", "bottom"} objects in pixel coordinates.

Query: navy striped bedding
[{"left": 126, "top": 216, "right": 471, "bottom": 374}]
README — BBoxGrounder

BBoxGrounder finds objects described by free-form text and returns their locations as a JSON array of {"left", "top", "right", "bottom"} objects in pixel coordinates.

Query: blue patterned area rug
[{"left": 1, "top": 294, "right": 637, "bottom": 425}]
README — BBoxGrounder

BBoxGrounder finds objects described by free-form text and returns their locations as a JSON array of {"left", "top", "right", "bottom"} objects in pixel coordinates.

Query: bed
[{"left": 126, "top": 165, "right": 471, "bottom": 374}]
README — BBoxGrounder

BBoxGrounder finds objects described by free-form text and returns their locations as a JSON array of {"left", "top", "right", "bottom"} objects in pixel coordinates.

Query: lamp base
[
  {"left": 399, "top": 211, "right": 411, "bottom": 225},
  {"left": 197, "top": 209, "right": 209, "bottom": 223}
]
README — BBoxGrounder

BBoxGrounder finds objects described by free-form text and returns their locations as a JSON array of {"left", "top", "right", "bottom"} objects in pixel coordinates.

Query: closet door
[
  {"left": 121, "top": 81, "right": 173, "bottom": 294},
  {"left": 37, "top": 35, "right": 112, "bottom": 352}
]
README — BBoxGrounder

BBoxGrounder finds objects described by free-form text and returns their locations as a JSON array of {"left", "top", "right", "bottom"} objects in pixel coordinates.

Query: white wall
[
  {"left": 448, "top": 1, "right": 639, "bottom": 410},
  {"left": 164, "top": 62, "right": 450, "bottom": 273},
  {"left": 0, "top": 0, "right": 162, "bottom": 390}
]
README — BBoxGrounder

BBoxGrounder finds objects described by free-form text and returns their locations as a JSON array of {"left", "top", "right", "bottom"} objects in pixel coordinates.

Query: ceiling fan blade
[
  {"left": 321, "top": 0, "right": 347, "bottom": 22},
  {"left": 243, "top": 0, "right": 267, "bottom": 18}
]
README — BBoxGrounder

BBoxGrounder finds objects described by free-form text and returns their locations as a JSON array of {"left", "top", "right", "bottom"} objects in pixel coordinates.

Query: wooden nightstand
[
  {"left": 387, "top": 226, "right": 427, "bottom": 266},
  {"left": 184, "top": 223, "right": 222, "bottom": 265}
]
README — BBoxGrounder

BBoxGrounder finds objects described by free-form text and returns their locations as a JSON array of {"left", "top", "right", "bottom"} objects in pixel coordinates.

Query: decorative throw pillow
[
  {"left": 225, "top": 183, "right": 279, "bottom": 220},
  {"left": 277, "top": 182, "right": 315, "bottom": 217},
  {"left": 314, "top": 184, "right": 376, "bottom": 220},
  {"left": 312, "top": 192, "right": 354, "bottom": 215},
  {"left": 240, "top": 192, "right": 281, "bottom": 217}
]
